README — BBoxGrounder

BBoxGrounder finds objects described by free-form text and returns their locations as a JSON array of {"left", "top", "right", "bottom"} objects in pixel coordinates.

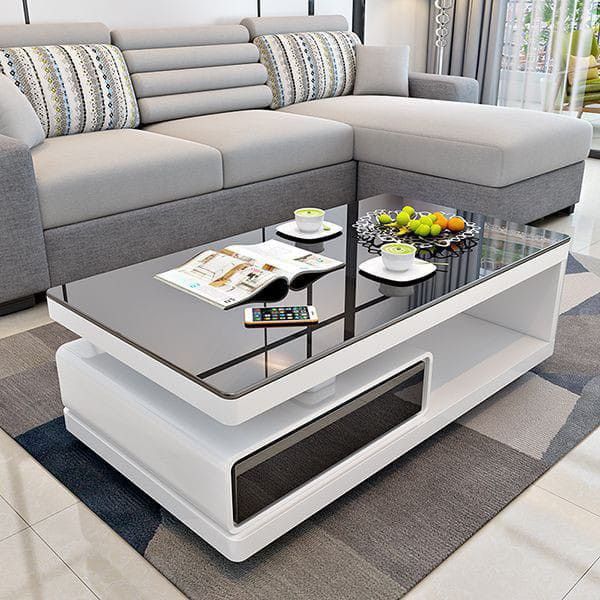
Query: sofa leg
[
  {"left": 0, "top": 295, "right": 36, "bottom": 317},
  {"left": 559, "top": 204, "right": 576, "bottom": 216}
]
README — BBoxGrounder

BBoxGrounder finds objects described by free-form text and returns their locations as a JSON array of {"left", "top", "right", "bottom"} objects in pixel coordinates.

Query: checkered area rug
[{"left": 1, "top": 253, "right": 599, "bottom": 599}]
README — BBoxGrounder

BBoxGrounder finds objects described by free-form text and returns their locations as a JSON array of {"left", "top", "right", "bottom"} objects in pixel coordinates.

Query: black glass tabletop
[{"left": 47, "top": 194, "right": 569, "bottom": 398}]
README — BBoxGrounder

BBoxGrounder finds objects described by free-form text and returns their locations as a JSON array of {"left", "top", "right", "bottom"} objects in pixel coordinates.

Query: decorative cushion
[
  {"left": 254, "top": 31, "right": 361, "bottom": 109},
  {"left": 568, "top": 54, "right": 599, "bottom": 85},
  {"left": 0, "top": 44, "right": 139, "bottom": 138},
  {"left": 0, "top": 73, "right": 44, "bottom": 148},
  {"left": 354, "top": 45, "right": 410, "bottom": 97}
]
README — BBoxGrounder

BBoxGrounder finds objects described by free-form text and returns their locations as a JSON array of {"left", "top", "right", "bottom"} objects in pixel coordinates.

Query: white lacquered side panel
[{"left": 57, "top": 342, "right": 231, "bottom": 526}]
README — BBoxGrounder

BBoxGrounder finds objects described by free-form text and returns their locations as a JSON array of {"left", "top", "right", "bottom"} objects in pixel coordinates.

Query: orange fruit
[
  {"left": 435, "top": 215, "right": 448, "bottom": 231},
  {"left": 447, "top": 216, "right": 465, "bottom": 232},
  {"left": 434, "top": 214, "right": 448, "bottom": 230}
]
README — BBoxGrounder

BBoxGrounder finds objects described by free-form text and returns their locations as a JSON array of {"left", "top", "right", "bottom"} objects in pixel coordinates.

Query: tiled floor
[{"left": 0, "top": 159, "right": 599, "bottom": 600}]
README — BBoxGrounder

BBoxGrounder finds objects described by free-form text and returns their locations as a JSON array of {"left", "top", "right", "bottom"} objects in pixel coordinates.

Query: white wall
[
  {"left": 261, "top": 0, "right": 353, "bottom": 33},
  {"left": 365, "top": 0, "right": 430, "bottom": 71},
  {"left": 26, "top": 0, "right": 346, "bottom": 26},
  {"left": 315, "top": 0, "right": 353, "bottom": 27},
  {"left": 27, "top": 0, "right": 257, "bottom": 28},
  {"left": 0, "top": 0, "right": 25, "bottom": 24},
  {"left": 22, "top": 0, "right": 353, "bottom": 34},
  {"left": 21, "top": 0, "right": 429, "bottom": 71},
  {"left": 261, "top": 0, "right": 308, "bottom": 16}
]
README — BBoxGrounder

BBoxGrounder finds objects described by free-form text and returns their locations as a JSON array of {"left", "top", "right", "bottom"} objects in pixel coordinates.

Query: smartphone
[{"left": 244, "top": 305, "right": 319, "bottom": 327}]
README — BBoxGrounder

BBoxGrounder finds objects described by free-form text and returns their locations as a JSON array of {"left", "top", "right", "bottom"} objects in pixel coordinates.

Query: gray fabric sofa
[{"left": 0, "top": 16, "right": 593, "bottom": 313}]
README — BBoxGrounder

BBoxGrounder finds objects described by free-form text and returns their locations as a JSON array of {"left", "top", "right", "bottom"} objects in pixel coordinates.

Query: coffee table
[{"left": 47, "top": 194, "right": 569, "bottom": 561}]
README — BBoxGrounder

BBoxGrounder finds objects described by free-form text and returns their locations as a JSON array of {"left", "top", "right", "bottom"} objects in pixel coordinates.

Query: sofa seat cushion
[
  {"left": 280, "top": 95, "right": 593, "bottom": 187},
  {"left": 32, "top": 129, "right": 223, "bottom": 229},
  {"left": 145, "top": 109, "right": 353, "bottom": 188}
]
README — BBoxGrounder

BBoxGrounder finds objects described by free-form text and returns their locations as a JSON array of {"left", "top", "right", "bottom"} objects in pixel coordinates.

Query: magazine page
[
  {"left": 226, "top": 240, "right": 343, "bottom": 281},
  {"left": 155, "top": 250, "right": 279, "bottom": 309}
]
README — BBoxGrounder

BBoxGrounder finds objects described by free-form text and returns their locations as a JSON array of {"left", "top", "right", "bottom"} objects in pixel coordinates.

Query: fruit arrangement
[
  {"left": 353, "top": 205, "right": 480, "bottom": 250},
  {"left": 376, "top": 205, "right": 466, "bottom": 238}
]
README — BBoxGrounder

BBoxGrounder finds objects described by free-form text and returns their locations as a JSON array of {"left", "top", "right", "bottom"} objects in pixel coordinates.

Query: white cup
[
  {"left": 295, "top": 208, "right": 325, "bottom": 233},
  {"left": 381, "top": 243, "right": 417, "bottom": 272}
]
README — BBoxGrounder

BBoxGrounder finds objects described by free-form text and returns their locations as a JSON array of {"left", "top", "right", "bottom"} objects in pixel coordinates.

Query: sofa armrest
[
  {"left": 408, "top": 72, "right": 479, "bottom": 103},
  {"left": 0, "top": 134, "right": 50, "bottom": 305}
]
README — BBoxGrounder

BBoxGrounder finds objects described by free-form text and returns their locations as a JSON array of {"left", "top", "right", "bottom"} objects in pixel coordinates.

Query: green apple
[
  {"left": 396, "top": 211, "right": 410, "bottom": 226},
  {"left": 378, "top": 213, "right": 393, "bottom": 224},
  {"left": 416, "top": 224, "right": 431, "bottom": 236},
  {"left": 430, "top": 224, "right": 442, "bottom": 236},
  {"left": 402, "top": 205, "right": 415, "bottom": 217}
]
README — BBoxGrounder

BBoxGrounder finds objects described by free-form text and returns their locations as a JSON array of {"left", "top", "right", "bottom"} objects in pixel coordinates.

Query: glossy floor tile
[
  {"left": 34, "top": 503, "right": 186, "bottom": 600},
  {"left": 0, "top": 301, "right": 51, "bottom": 341},
  {"left": 0, "top": 428, "right": 78, "bottom": 525},
  {"left": 0, "top": 495, "right": 27, "bottom": 541},
  {"left": 565, "top": 557, "right": 600, "bottom": 599},
  {"left": 536, "top": 427, "right": 600, "bottom": 517},
  {"left": 404, "top": 486, "right": 600, "bottom": 600},
  {"left": 582, "top": 240, "right": 600, "bottom": 259},
  {"left": 0, "top": 528, "right": 97, "bottom": 600}
]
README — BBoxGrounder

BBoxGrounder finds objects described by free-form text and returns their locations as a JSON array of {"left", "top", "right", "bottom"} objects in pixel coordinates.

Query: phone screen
[
  {"left": 245, "top": 306, "right": 320, "bottom": 326},
  {"left": 251, "top": 306, "right": 311, "bottom": 323}
]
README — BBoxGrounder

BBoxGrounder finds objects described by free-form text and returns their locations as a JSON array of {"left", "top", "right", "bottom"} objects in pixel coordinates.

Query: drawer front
[{"left": 232, "top": 360, "right": 426, "bottom": 524}]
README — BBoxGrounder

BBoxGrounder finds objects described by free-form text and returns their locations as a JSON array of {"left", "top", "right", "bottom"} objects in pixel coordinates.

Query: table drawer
[{"left": 232, "top": 360, "right": 426, "bottom": 524}]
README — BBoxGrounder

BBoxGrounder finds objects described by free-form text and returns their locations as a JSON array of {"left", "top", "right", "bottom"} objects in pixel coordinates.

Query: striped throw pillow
[
  {"left": 0, "top": 44, "right": 139, "bottom": 138},
  {"left": 254, "top": 31, "right": 361, "bottom": 109}
]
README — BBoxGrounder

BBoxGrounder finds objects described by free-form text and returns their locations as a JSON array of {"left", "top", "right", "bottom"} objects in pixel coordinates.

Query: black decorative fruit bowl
[{"left": 353, "top": 209, "right": 481, "bottom": 250}]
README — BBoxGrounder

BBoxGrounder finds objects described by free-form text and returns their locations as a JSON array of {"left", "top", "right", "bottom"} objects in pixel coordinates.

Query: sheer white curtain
[{"left": 498, "top": 0, "right": 599, "bottom": 112}]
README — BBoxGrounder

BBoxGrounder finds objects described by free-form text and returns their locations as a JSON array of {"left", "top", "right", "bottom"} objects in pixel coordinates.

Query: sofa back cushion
[
  {"left": 0, "top": 73, "right": 45, "bottom": 148},
  {"left": 0, "top": 44, "right": 140, "bottom": 138},
  {"left": 0, "top": 22, "right": 110, "bottom": 47},
  {"left": 111, "top": 25, "right": 272, "bottom": 125},
  {"left": 241, "top": 15, "right": 350, "bottom": 39},
  {"left": 254, "top": 30, "right": 361, "bottom": 109}
]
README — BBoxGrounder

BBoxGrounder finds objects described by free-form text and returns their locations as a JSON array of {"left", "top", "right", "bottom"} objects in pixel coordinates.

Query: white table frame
[{"left": 50, "top": 243, "right": 568, "bottom": 561}]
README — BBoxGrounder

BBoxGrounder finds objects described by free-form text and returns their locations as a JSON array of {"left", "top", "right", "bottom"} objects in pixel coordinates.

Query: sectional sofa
[{"left": 0, "top": 15, "right": 593, "bottom": 313}]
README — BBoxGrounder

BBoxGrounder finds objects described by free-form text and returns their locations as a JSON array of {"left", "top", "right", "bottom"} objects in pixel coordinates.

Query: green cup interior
[
  {"left": 381, "top": 243, "right": 417, "bottom": 255},
  {"left": 295, "top": 208, "right": 325, "bottom": 217}
]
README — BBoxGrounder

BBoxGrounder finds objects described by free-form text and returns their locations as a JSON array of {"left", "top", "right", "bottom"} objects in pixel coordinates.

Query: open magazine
[{"left": 155, "top": 240, "right": 344, "bottom": 309}]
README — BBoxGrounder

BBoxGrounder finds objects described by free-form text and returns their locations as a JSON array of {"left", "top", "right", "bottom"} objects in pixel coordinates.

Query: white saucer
[
  {"left": 276, "top": 220, "right": 343, "bottom": 242},
  {"left": 359, "top": 256, "right": 437, "bottom": 284}
]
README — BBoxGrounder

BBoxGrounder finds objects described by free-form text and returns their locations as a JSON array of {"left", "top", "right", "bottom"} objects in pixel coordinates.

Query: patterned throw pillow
[
  {"left": 254, "top": 31, "right": 361, "bottom": 109},
  {"left": 0, "top": 44, "right": 139, "bottom": 138}
]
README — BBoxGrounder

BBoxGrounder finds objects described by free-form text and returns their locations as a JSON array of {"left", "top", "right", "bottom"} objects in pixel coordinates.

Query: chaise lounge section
[
  {"left": 0, "top": 15, "right": 593, "bottom": 312},
  {"left": 281, "top": 95, "right": 588, "bottom": 223}
]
